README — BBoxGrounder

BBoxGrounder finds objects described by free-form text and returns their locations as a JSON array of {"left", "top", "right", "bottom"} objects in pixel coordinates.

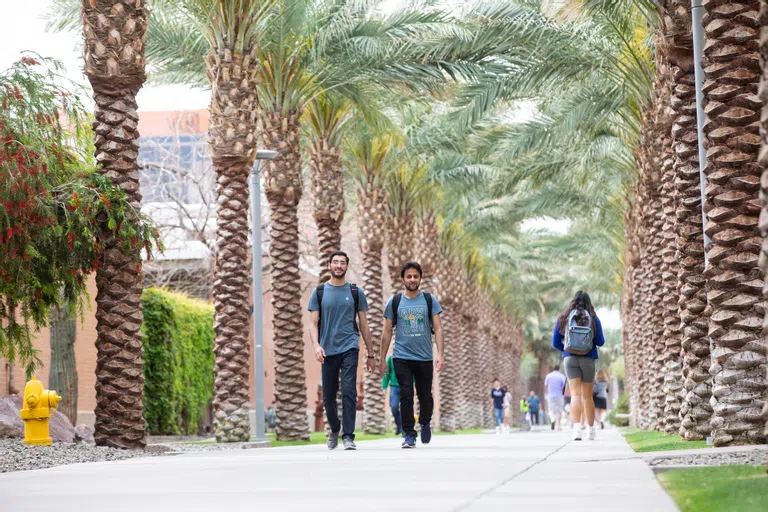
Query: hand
[
  {"left": 378, "top": 358, "right": 387, "bottom": 375},
  {"left": 314, "top": 345, "right": 326, "bottom": 363},
  {"left": 435, "top": 354, "right": 444, "bottom": 373},
  {"left": 366, "top": 356, "right": 375, "bottom": 373}
]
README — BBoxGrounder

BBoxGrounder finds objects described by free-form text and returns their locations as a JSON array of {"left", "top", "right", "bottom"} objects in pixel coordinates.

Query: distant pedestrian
[
  {"left": 502, "top": 389, "right": 512, "bottom": 434},
  {"left": 382, "top": 354, "right": 403, "bottom": 436},
  {"left": 491, "top": 379, "right": 506, "bottom": 434},
  {"left": 552, "top": 291, "right": 605, "bottom": 441},
  {"left": 544, "top": 365, "right": 567, "bottom": 431},
  {"left": 593, "top": 370, "right": 610, "bottom": 430},
  {"left": 519, "top": 396, "right": 530, "bottom": 431},
  {"left": 526, "top": 391, "right": 541, "bottom": 426},
  {"left": 378, "top": 261, "right": 445, "bottom": 449},
  {"left": 309, "top": 251, "right": 376, "bottom": 450}
]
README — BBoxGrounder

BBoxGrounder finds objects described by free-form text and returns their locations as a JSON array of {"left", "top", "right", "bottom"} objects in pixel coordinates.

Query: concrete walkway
[{"left": 0, "top": 427, "right": 677, "bottom": 511}]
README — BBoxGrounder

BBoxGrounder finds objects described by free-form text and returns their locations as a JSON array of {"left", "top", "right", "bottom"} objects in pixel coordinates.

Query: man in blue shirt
[
  {"left": 378, "top": 261, "right": 445, "bottom": 449},
  {"left": 526, "top": 391, "right": 541, "bottom": 426},
  {"left": 309, "top": 251, "right": 375, "bottom": 451}
]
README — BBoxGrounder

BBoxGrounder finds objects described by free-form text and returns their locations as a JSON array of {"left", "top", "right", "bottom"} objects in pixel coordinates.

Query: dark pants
[
  {"left": 389, "top": 386, "right": 402, "bottom": 434},
  {"left": 322, "top": 348, "right": 358, "bottom": 440},
  {"left": 393, "top": 358, "right": 433, "bottom": 437},
  {"left": 530, "top": 411, "right": 539, "bottom": 425}
]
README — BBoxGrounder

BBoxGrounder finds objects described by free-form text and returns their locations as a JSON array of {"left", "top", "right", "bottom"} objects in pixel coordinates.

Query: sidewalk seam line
[{"left": 451, "top": 440, "right": 571, "bottom": 512}]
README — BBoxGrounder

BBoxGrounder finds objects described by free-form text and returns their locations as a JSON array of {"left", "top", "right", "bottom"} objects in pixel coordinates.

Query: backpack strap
[
  {"left": 423, "top": 291, "right": 434, "bottom": 335},
  {"left": 350, "top": 283, "right": 360, "bottom": 334},
  {"left": 391, "top": 293, "right": 402, "bottom": 329},
  {"left": 315, "top": 284, "right": 325, "bottom": 332}
]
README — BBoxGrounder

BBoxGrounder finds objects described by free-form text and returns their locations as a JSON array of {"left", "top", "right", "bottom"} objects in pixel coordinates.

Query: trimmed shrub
[
  {"left": 607, "top": 391, "right": 630, "bottom": 427},
  {"left": 142, "top": 288, "right": 214, "bottom": 435}
]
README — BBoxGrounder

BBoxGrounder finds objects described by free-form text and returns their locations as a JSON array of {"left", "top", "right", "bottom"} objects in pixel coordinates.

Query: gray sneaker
[
  {"left": 327, "top": 432, "right": 339, "bottom": 450},
  {"left": 343, "top": 438, "right": 357, "bottom": 450}
]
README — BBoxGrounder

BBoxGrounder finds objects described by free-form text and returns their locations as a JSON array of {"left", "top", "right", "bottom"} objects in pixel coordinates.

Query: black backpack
[
  {"left": 391, "top": 292, "right": 434, "bottom": 335},
  {"left": 315, "top": 283, "right": 360, "bottom": 333}
]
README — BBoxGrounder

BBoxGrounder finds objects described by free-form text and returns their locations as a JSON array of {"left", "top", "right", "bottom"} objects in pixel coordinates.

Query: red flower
[
  {"left": 20, "top": 57, "right": 39, "bottom": 66},
  {"left": 5, "top": 227, "right": 12, "bottom": 240}
]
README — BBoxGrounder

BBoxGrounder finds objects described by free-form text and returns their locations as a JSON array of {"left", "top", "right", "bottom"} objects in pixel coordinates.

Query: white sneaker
[
  {"left": 503, "top": 425, "right": 510, "bottom": 434},
  {"left": 588, "top": 426, "right": 596, "bottom": 441},
  {"left": 572, "top": 423, "right": 582, "bottom": 441},
  {"left": 495, "top": 426, "right": 501, "bottom": 435}
]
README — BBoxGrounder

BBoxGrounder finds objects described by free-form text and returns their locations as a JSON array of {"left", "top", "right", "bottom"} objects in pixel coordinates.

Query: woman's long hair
[{"left": 556, "top": 291, "right": 597, "bottom": 334}]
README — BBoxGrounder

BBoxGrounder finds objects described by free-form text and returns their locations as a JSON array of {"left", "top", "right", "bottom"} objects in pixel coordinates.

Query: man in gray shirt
[
  {"left": 309, "top": 251, "right": 375, "bottom": 450},
  {"left": 378, "top": 261, "right": 445, "bottom": 448}
]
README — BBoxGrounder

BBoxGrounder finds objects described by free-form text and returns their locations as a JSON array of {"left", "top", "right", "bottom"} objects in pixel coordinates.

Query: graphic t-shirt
[
  {"left": 308, "top": 282, "right": 369, "bottom": 356},
  {"left": 491, "top": 387, "right": 506, "bottom": 409},
  {"left": 384, "top": 292, "right": 443, "bottom": 362}
]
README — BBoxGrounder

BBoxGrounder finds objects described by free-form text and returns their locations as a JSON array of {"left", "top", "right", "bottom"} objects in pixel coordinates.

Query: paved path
[{"left": 0, "top": 427, "right": 677, "bottom": 511}]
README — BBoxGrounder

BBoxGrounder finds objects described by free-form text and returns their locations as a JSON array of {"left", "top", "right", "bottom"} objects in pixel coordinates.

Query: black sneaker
[
  {"left": 343, "top": 438, "right": 357, "bottom": 450},
  {"left": 601, "top": 421, "right": 605, "bottom": 430},
  {"left": 420, "top": 424, "right": 432, "bottom": 444},
  {"left": 551, "top": 421, "right": 555, "bottom": 430},
  {"left": 327, "top": 432, "right": 339, "bottom": 450},
  {"left": 402, "top": 435, "right": 416, "bottom": 448}
]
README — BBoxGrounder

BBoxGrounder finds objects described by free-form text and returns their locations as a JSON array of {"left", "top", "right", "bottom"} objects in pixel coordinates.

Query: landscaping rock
[
  {"left": 74, "top": 425, "right": 94, "bottom": 445},
  {"left": 0, "top": 395, "right": 23, "bottom": 439}
]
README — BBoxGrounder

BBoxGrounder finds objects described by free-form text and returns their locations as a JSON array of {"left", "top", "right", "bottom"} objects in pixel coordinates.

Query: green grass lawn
[
  {"left": 266, "top": 427, "right": 486, "bottom": 447},
  {"left": 658, "top": 465, "right": 768, "bottom": 512},
  {"left": 622, "top": 428, "right": 708, "bottom": 453}
]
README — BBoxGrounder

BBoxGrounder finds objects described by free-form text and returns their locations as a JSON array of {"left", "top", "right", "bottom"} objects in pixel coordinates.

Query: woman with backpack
[{"left": 552, "top": 291, "right": 605, "bottom": 441}]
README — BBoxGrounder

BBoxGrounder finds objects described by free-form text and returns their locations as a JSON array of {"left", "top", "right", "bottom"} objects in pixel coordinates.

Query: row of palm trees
[{"left": 60, "top": 0, "right": 538, "bottom": 446}]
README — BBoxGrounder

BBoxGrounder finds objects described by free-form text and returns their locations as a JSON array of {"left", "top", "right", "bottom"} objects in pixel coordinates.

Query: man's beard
[
  {"left": 331, "top": 268, "right": 347, "bottom": 278},
  {"left": 405, "top": 282, "right": 420, "bottom": 291}
]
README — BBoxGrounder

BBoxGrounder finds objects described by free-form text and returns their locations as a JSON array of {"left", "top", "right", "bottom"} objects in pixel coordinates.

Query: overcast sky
[{"left": 0, "top": 0, "right": 209, "bottom": 111}]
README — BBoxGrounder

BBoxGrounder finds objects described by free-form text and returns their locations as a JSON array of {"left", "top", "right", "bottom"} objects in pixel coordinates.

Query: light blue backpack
[{"left": 564, "top": 309, "right": 593, "bottom": 355}]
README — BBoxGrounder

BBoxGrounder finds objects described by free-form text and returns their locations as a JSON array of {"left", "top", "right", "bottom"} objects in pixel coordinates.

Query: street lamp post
[{"left": 250, "top": 149, "right": 278, "bottom": 442}]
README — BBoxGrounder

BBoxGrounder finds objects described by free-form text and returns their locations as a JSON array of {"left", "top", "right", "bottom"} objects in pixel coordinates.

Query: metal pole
[
  {"left": 250, "top": 149, "right": 278, "bottom": 442},
  {"left": 691, "top": 0, "right": 711, "bottom": 254}
]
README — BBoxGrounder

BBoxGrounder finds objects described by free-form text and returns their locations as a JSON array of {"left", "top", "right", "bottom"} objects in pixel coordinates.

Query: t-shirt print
[{"left": 401, "top": 306, "right": 427, "bottom": 335}]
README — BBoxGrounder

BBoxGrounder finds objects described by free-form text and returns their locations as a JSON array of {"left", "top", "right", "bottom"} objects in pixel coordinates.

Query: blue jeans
[
  {"left": 494, "top": 407, "right": 504, "bottom": 427},
  {"left": 389, "top": 386, "right": 402, "bottom": 434},
  {"left": 321, "top": 348, "right": 358, "bottom": 440}
]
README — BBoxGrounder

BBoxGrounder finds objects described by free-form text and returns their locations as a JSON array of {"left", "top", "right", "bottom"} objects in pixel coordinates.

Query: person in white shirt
[{"left": 544, "top": 365, "right": 567, "bottom": 431}]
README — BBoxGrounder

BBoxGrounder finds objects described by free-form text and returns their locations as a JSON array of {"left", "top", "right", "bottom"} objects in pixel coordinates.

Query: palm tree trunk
[
  {"left": 414, "top": 214, "right": 439, "bottom": 293},
  {"left": 758, "top": 0, "right": 768, "bottom": 464},
  {"left": 260, "top": 109, "right": 310, "bottom": 441},
  {"left": 665, "top": 27, "right": 712, "bottom": 440},
  {"left": 309, "top": 138, "right": 344, "bottom": 283},
  {"left": 357, "top": 177, "right": 387, "bottom": 435},
  {"left": 702, "top": 0, "right": 766, "bottom": 446},
  {"left": 49, "top": 303, "right": 77, "bottom": 425},
  {"left": 204, "top": 40, "right": 260, "bottom": 443},
  {"left": 82, "top": 0, "right": 148, "bottom": 449},
  {"left": 212, "top": 163, "right": 252, "bottom": 442},
  {"left": 437, "top": 261, "right": 461, "bottom": 432}
]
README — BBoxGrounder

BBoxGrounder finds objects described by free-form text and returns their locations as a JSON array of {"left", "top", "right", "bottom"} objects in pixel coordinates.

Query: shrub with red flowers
[{"left": 0, "top": 55, "right": 162, "bottom": 375}]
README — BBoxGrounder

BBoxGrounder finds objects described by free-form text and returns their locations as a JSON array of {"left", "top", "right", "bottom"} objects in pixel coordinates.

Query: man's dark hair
[
  {"left": 328, "top": 250, "right": 349, "bottom": 265},
  {"left": 553, "top": 365, "right": 560, "bottom": 371},
  {"left": 400, "top": 261, "right": 423, "bottom": 278}
]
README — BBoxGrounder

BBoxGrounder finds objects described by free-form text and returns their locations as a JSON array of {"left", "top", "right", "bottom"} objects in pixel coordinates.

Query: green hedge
[
  {"left": 142, "top": 288, "right": 214, "bottom": 435},
  {"left": 607, "top": 391, "right": 630, "bottom": 427}
]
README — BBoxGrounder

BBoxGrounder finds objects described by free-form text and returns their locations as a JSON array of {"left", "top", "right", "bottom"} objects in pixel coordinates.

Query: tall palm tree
[
  {"left": 177, "top": 0, "right": 265, "bottom": 443},
  {"left": 759, "top": 0, "right": 768, "bottom": 468},
  {"left": 436, "top": 258, "right": 462, "bottom": 432},
  {"left": 81, "top": 0, "right": 149, "bottom": 449},
  {"left": 347, "top": 124, "right": 397, "bottom": 435},
  {"left": 661, "top": 0, "right": 712, "bottom": 441},
  {"left": 306, "top": 94, "right": 348, "bottom": 283},
  {"left": 701, "top": 0, "right": 766, "bottom": 446}
]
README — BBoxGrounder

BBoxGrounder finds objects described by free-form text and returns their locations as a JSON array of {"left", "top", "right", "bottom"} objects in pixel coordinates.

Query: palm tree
[
  {"left": 759, "top": 0, "right": 768, "bottom": 468},
  {"left": 81, "top": 0, "right": 149, "bottom": 449},
  {"left": 700, "top": 0, "right": 765, "bottom": 446},
  {"left": 305, "top": 94, "right": 348, "bottom": 283},
  {"left": 346, "top": 123, "right": 398, "bottom": 435},
  {"left": 661, "top": 0, "right": 711, "bottom": 441}
]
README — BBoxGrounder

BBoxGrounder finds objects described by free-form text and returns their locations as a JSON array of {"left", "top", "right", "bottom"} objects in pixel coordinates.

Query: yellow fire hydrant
[{"left": 20, "top": 377, "right": 62, "bottom": 446}]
